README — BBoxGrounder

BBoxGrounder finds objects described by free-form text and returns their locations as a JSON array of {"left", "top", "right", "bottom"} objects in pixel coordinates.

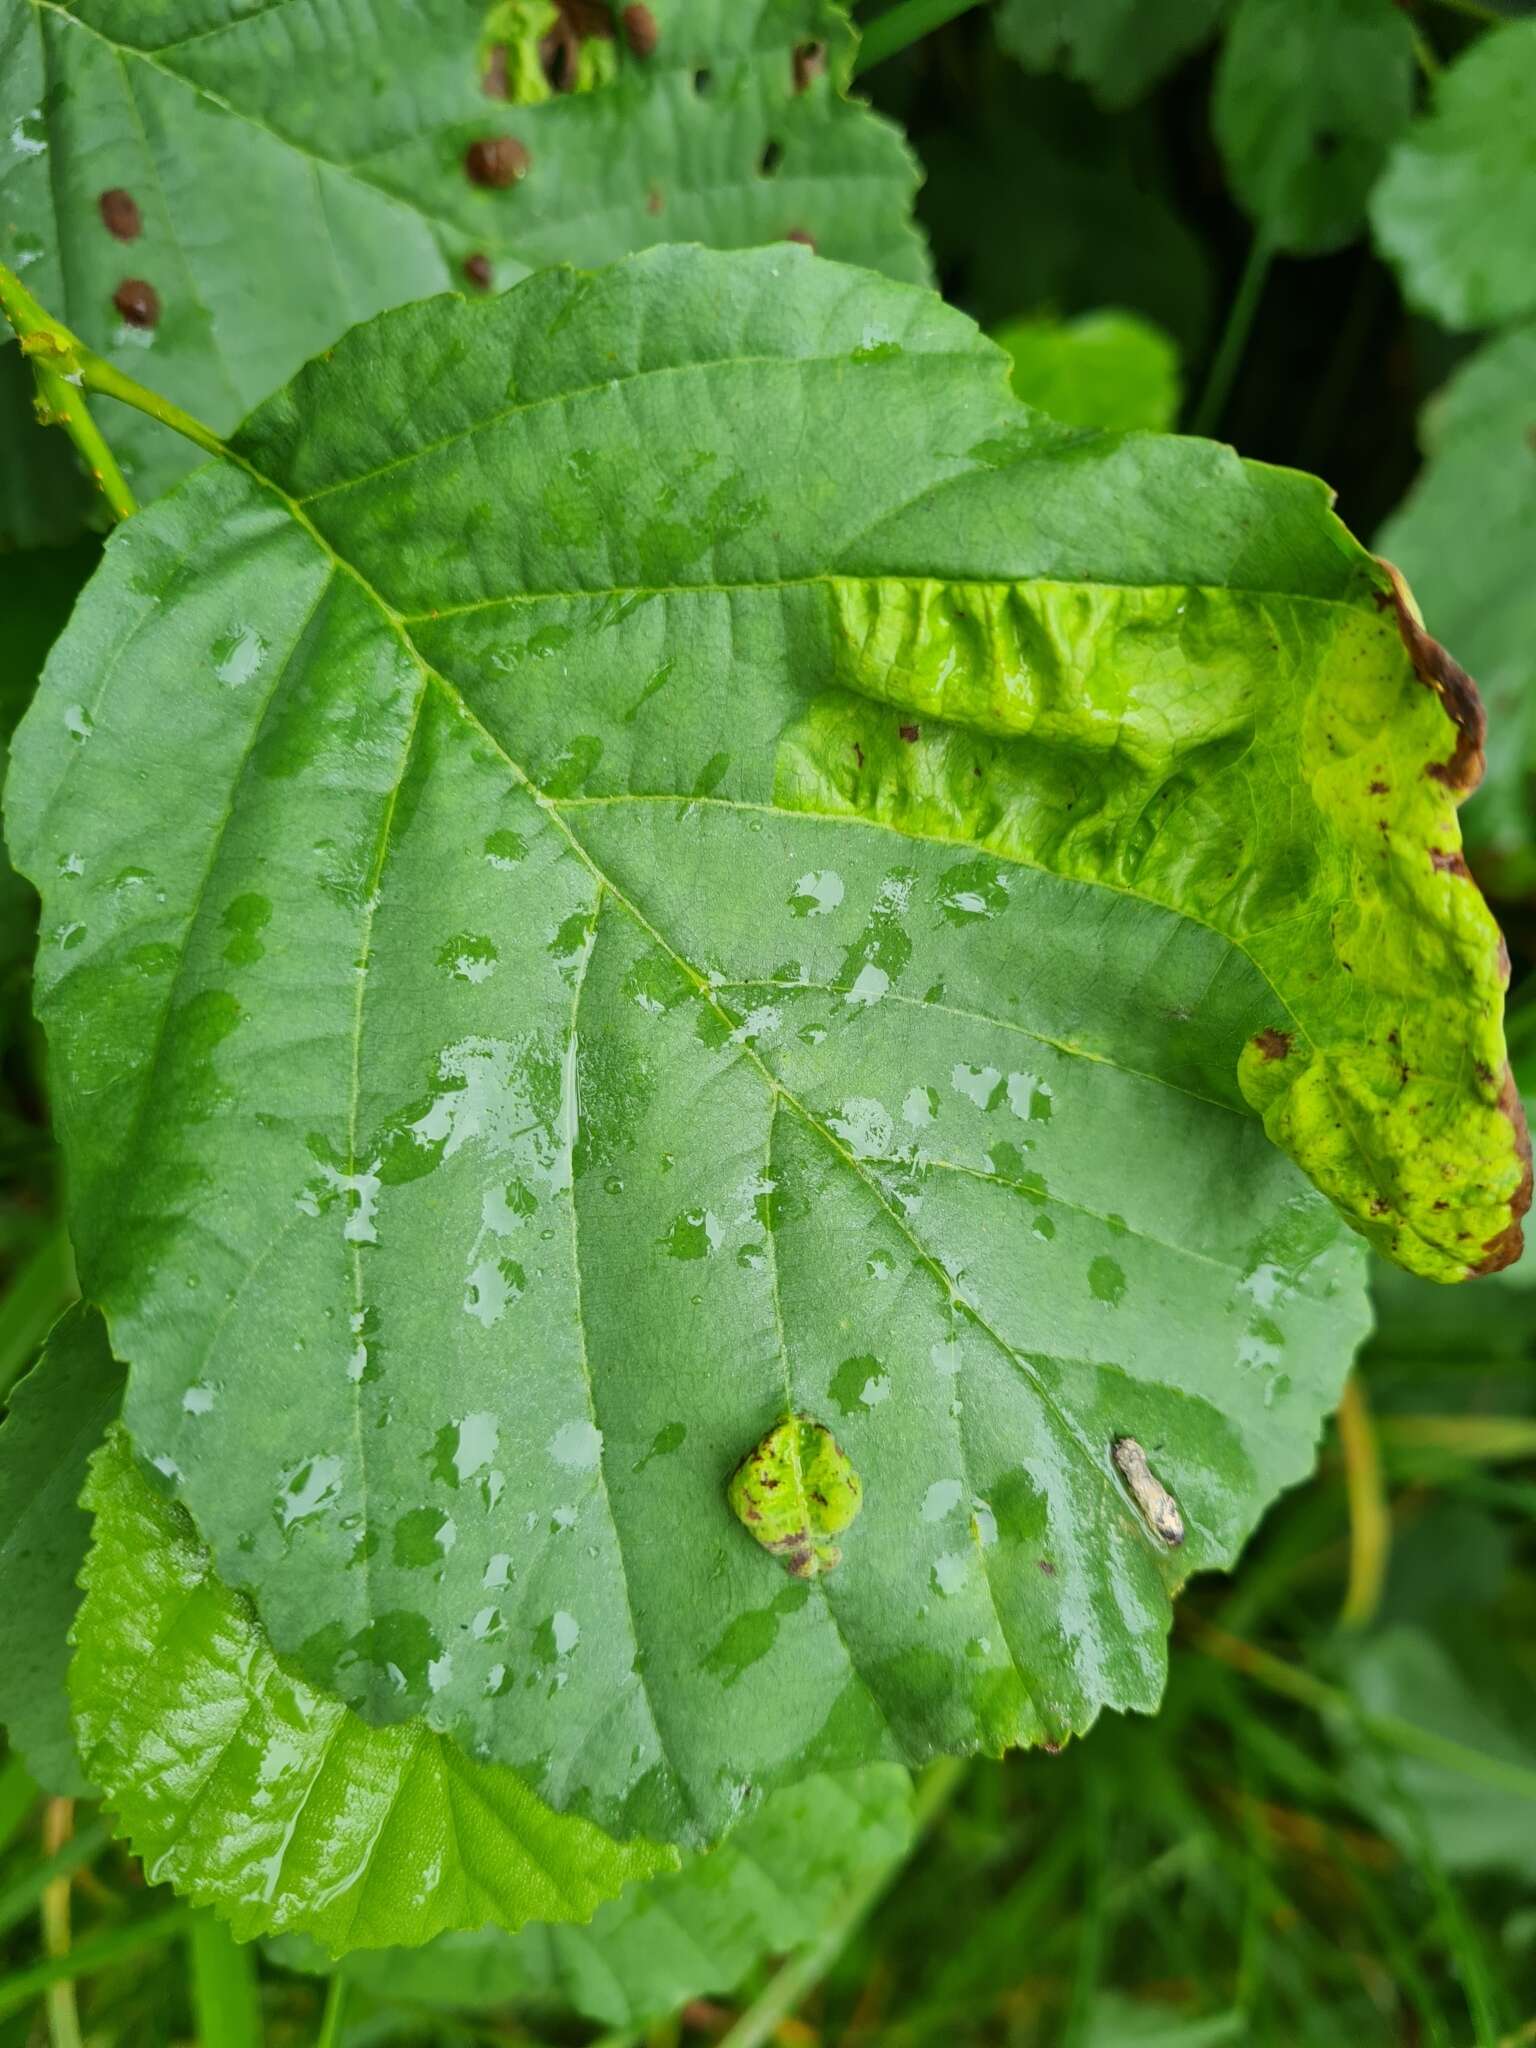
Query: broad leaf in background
[
  {"left": 1212, "top": 0, "right": 1415, "bottom": 255},
  {"left": 995, "top": 0, "right": 1227, "bottom": 109},
  {"left": 281, "top": 1764, "right": 914, "bottom": 2025},
  {"left": 10, "top": 247, "right": 1523, "bottom": 1854},
  {"left": 74, "top": 1423, "right": 673, "bottom": 1952},
  {"left": 0, "top": 0, "right": 923, "bottom": 514},
  {"left": 919, "top": 72, "right": 1211, "bottom": 354},
  {"left": 992, "top": 310, "right": 1180, "bottom": 431},
  {"left": 1338, "top": 1625, "right": 1536, "bottom": 1884},
  {"left": 0, "top": 1304, "right": 120, "bottom": 1795},
  {"left": 1371, "top": 20, "right": 1536, "bottom": 331},
  {"left": 1377, "top": 327, "right": 1536, "bottom": 896}
]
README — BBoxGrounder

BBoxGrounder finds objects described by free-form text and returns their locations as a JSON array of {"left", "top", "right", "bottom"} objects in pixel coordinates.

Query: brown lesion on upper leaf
[
  {"left": 1377, "top": 558, "right": 1486, "bottom": 795},
  {"left": 1253, "top": 1027, "right": 1292, "bottom": 1062},
  {"left": 1430, "top": 848, "right": 1472, "bottom": 878},
  {"left": 1473, "top": 1065, "right": 1533, "bottom": 1275},
  {"left": 1374, "top": 558, "right": 1531, "bottom": 1275}
]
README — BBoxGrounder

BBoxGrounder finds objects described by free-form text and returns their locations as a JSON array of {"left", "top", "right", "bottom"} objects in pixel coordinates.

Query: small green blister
[{"left": 728, "top": 1415, "right": 863, "bottom": 1578}]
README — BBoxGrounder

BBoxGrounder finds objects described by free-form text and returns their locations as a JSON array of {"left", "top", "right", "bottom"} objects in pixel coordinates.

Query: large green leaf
[
  {"left": 1371, "top": 20, "right": 1536, "bottom": 331},
  {"left": 73, "top": 1425, "right": 673, "bottom": 1952},
  {"left": 9, "top": 246, "right": 1525, "bottom": 1854},
  {"left": 994, "top": 0, "right": 1228, "bottom": 108},
  {"left": 1377, "top": 326, "right": 1536, "bottom": 897},
  {"left": 0, "top": 0, "right": 923, "bottom": 513},
  {"left": 991, "top": 310, "right": 1180, "bottom": 432},
  {"left": 0, "top": 1303, "right": 121, "bottom": 1794},
  {"left": 1212, "top": 0, "right": 1415, "bottom": 255},
  {"left": 279, "top": 1763, "right": 914, "bottom": 2025}
]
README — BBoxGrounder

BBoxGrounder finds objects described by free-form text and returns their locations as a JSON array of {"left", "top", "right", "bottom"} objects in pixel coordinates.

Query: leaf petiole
[
  {"left": 853, "top": 0, "right": 991, "bottom": 73},
  {"left": 0, "top": 260, "right": 227, "bottom": 522}
]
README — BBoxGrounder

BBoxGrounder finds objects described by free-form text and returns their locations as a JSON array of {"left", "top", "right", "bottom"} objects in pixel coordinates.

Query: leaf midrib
[{"left": 165, "top": 434, "right": 1197, "bottom": 1605}]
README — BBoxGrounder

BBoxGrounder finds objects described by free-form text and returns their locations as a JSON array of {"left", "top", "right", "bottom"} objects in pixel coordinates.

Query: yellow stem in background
[
  {"left": 41, "top": 1800, "right": 83, "bottom": 2048},
  {"left": 1337, "top": 1374, "right": 1391, "bottom": 1630}
]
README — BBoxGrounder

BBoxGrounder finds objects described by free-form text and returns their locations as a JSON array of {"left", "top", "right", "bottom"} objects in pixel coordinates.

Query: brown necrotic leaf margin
[{"left": 1379, "top": 556, "right": 1531, "bottom": 1274}]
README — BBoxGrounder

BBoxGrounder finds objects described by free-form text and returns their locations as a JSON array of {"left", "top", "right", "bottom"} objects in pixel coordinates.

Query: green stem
[
  {"left": 0, "top": 257, "right": 226, "bottom": 512},
  {"left": 0, "top": 1907, "right": 189, "bottom": 2021},
  {"left": 715, "top": 1756, "right": 967, "bottom": 2048},
  {"left": 0, "top": 1824, "right": 109, "bottom": 1942},
  {"left": 0, "top": 1226, "right": 78, "bottom": 1402},
  {"left": 1379, "top": 1414, "right": 1536, "bottom": 1463},
  {"left": 81, "top": 350, "right": 227, "bottom": 462},
  {"left": 1410, "top": 21, "right": 1443, "bottom": 82},
  {"left": 315, "top": 1974, "right": 349, "bottom": 2048},
  {"left": 1426, "top": 0, "right": 1500, "bottom": 22},
  {"left": 1187, "top": 1619, "right": 1536, "bottom": 1804},
  {"left": 854, "top": 0, "right": 991, "bottom": 73},
  {"left": 40, "top": 1802, "right": 82, "bottom": 2048},
  {"left": 1189, "top": 232, "right": 1273, "bottom": 440},
  {"left": 0, "top": 262, "right": 136, "bottom": 522},
  {"left": 188, "top": 1912, "right": 263, "bottom": 2048}
]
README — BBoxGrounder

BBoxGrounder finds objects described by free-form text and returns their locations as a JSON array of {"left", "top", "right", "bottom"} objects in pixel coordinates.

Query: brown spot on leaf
[
  {"left": 785, "top": 227, "right": 816, "bottom": 249},
  {"left": 853, "top": 741, "right": 865, "bottom": 768},
  {"left": 1254, "top": 1028, "right": 1292, "bottom": 1062},
  {"left": 1037, "top": 1558, "right": 1057, "bottom": 1577},
  {"left": 1430, "top": 847, "right": 1471, "bottom": 878},
  {"left": 1042, "top": 1738, "right": 1062, "bottom": 1755},
  {"left": 621, "top": 3, "right": 659, "bottom": 56},
  {"left": 463, "top": 253, "right": 493, "bottom": 290},
  {"left": 99, "top": 189, "right": 141, "bottom": 241},
  {"left": 898, "top": 723, "right": 920, "bottom": 743},
  {"left": 645, "top": 182, "right": 664, "bottom": 214},
  {"left": 1369, "top": 780, "right": 1389, "bottom": 795},
  {"left": 1378, "top": 558, "right": 1485, "bottom": 794},
  {"left": 465, "top": 136, "right": 531, "bottom": 188},
  {"left": 112, "top": 279, "right": 159, "bottom": 328},
  {"left": 1471, "top": 1064, "right": 1532, "bottom": 1276},
  {"left": 793, "top": 40, "right": 827, "bottom": 91}
]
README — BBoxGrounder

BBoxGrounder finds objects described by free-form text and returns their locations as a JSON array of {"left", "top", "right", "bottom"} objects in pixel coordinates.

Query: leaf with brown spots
[{"left": 0, "top": 0, "right": 926, "bottom": 528}]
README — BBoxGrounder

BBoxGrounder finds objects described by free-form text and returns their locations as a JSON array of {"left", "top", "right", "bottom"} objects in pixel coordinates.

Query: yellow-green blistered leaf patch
[
  {"left": 728, "top": 1415, "right": 864, "bottom": 1577},
  {"left": 8, "top": 247, "right": 1522, "bottom": 1858}
]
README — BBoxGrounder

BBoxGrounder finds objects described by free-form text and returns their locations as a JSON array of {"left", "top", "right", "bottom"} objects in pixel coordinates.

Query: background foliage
[{"left": 1, "top": 0, "right": 1534, "bottom": 2042}]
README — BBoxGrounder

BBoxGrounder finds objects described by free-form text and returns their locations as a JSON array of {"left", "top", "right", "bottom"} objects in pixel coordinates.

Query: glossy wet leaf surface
[
  {"left": 1377, "top": 325, "right": 1536, "bottom": 897},
  {"left": 1213, "top": 0, "right": 1415, "bottom": 255},
  {"left": 280, "top": 1763, "right": 914, "bottom": 2025},
  {"left": 10, "top": 245, "right": 1524, "bottom": 1850},
  {"left": 1371, "top": 20, "right": 1536, "bottom": 330},
  {"left": 73, "top": 1419, "right": 673, "bottom": 1952},
  {"left": 0, "top": 0, "right": 923, "bottom": 514},
  {"left": 0, "top": 1303, "right": 121, "bottom": 1794}
]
